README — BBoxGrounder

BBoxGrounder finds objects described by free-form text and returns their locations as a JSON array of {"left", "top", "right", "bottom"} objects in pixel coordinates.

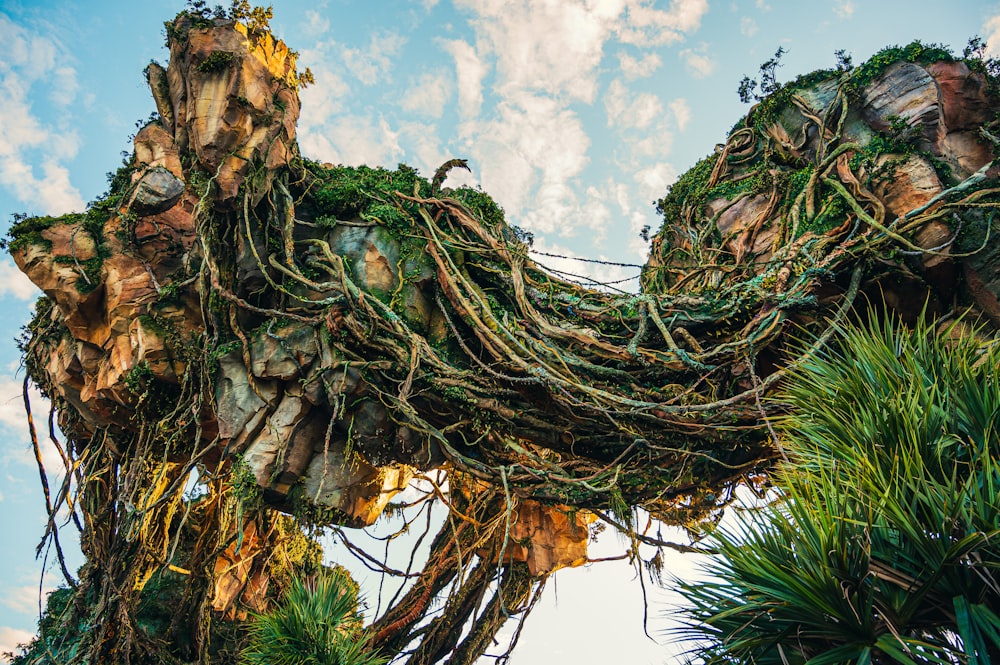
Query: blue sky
[{"left": 1, "top": 0, "right": 999, "bottom": 662}]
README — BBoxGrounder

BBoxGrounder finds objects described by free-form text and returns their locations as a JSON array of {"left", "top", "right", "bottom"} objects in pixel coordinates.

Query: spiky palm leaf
[
  {"left": 675, "top": 316, "right": 1000, "bottom": 664},
  {"left": 241, "top": 567, "right": 385, "bottom": 665}
]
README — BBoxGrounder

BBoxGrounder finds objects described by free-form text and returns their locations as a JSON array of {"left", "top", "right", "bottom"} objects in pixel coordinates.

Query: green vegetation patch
[
  {"left": 849, "top": 40, "right": 955, "bottom": 91},
  {"left": 196, "top": 50, "right": 239, "bottom": 73}
]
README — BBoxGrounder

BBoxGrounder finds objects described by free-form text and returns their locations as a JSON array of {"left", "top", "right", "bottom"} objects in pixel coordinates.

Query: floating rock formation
[{"left": 8, "top": 12, "right": 1000, "bottom": 665}]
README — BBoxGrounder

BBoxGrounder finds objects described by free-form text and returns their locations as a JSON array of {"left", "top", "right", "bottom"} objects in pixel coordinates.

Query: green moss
[
  {"left": 124, "top": 361, "right": 155, "bottom": 395},
  {"left": 452, "top": 186, "right": 508, "bottom": 232},
  {"left": 704, "top": 164, "right": 772, "bottom": 203}
]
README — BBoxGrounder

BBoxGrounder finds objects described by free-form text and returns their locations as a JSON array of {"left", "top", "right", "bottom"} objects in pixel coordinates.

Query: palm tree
[
  {"left": 676, "top": 316, "right": 1000, "bottom": 664},
  {"left": 241, "top": 567, "right": 386, "bottom": 665}
]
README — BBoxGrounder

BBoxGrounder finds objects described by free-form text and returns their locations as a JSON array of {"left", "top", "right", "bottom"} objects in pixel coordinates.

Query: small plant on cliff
[
  {"left": 737, "top": 46, "right": 786, "bottom": 103},
  {"left": 197, "top": 50, "right": 238, "bottom": 73},
  {"left": 241, "top": 568, "right": 385, "bottom": 665}
]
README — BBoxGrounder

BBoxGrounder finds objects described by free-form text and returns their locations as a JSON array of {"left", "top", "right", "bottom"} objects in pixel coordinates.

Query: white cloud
[
  {"left": 834, "top": 0, "right": 856, "bottom": 19},
  {"left": 984, "top": 15, "right": 1000, "bottom": 57},
  {"left": 441, "top": 39, "right": 487, "bottom": 120},
  {"left": 605, "top": 80, "right": 663, "bottom": 131},
  {"left": 617, "top": 51, "right": 662, "bottom": 80},
  {"left": 340, "top": 32, "right": 406, "bottom": 86},
  {"left": 679, "top": 46, "right": 716, "bottom": 78},
  {"left": 0, "top": 15, "right": 84, "bottom": 215},
  {"left": 399, "top": 71, "right": 452, "bottom": 118},
  {"left": 302, "top": 10, "right": 331, "bottom": 38},
  {"left": 297, "top": 63, "right": 350, "bottom": 138},
  {"left": 755, "top": 0, "right": 772, "bottom": 10},
  {"left": 454, "top": 0, "right": 707, "bottom": 101},
  {"left": 0, "top": 626, "right": 34, "bottom": 656},
  {"left": 1, "top": 585, "right": 41, "bottom": 615},
  {"left": 469, "top": 92, "right": 591, "bottom": 233},
  {"left": 301, "top": 114, "right": 403, "bottom": 167},
  {"left": 616, "top": 0, "right": 710, "bottom": 47},
  {"left": 668, "top": 98, "right": 692, "bottom": 132},
  {"left": 635, "top": 162, "right": 678, "bottom": 201},
  {"left": 0, "top": 261, "right": 39, "bottom": 300},
  {"left": 455, "top": 0, "right": 617, "bottom": 104},
  {"left": 443, "top": 0, "right": 705, "bottom": 241},
  {"left": 740, "top": 16, "right": 759, "bottom": 37}
]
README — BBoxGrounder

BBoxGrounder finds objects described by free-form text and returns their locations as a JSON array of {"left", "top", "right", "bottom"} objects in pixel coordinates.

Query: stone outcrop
[{"left": 645, "top": 53, "right": 1000, "bottom": 320}]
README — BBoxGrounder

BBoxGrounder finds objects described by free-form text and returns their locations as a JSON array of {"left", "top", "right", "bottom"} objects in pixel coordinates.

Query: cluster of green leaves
[
  {"left": 307, "top": 162, "right": 429, "bottom": 234},
  {"left": 801, "top": 189, "right": 851, "bottom": 236},
  {"left": 197, "top": 50, "right": 239, "bottom": 73},
  {"left": 229, "top": 454, "right": 263, "bottom": 510},
  {"left": 240, "top": 568, "right": 385, "bottom": 665},
  {"left": 676, "top": 315, "right": 1000, "bottom": 664},
  {"left": 849, "top": 40, "right": 956, "bottom": 91},
  {"left": 305, "top": 161, "right": 509, "bottom": 246},
  {"left": 2, "top": 212, "right": 57, "bottom": 252},
  {"left": 654, "top": 153, "right": 719, "bottom": 228}
]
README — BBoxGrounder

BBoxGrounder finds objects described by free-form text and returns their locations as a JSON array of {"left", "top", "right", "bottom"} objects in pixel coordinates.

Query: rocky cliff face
[{"left": 8, "top": 14, "right": 1000, "bottom": 665}]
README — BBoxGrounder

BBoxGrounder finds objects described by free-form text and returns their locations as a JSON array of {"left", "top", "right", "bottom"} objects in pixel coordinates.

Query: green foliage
[
  {"left": 800, "top": 190, "right": 850, "bottom": 235},
  {"left": 675, "top": 316, "right": 1000, "bottom": 664},
  {"left": 229, "top": 454, "right": 263, "bottom": 511},
  {"left": 197, "top": 50, "right": 239, "bottom": 73},
  {"left": 124, "top": 360, "right": 155, "bottom": 394},
  {"left": 3, "top": 212, "right": 57, "bottom": 252},
  {"left": 308, "top": 162, "right": 428, "bottom": 235},
  {"left": 849, "top": 40, "right": 956, "bottom": 91},
  {"left": 452, "top": 186, "right": 508, "bottom": 234},
  {"left": 229, "top": 0, "right": 273, "bottom": 37},
  {"left": 738, "top": 47, "right": 787, "bottom": 103},
  {"left": 305, "top": 160, "right": 509, "bottom": 244},
  {"left": 240, "top": 568, "right": 385, "bottom": 665},
  {"left": 654, "top": 152, "right": 719, "bottom": 226}
]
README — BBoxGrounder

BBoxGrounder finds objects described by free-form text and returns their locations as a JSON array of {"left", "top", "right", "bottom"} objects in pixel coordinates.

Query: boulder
[{"left": 129, "top": 167, "right": 186, "bottom": 216}]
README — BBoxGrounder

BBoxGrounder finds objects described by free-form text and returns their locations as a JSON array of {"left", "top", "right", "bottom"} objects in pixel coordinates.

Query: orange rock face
[{"left": 503, "top": 501, "right": 594, "bottom": 576}]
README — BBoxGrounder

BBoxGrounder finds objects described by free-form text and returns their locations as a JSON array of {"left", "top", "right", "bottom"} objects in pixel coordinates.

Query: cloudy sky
[{"left": 1, "top": 0, "right": 999, "bottom": 662}]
